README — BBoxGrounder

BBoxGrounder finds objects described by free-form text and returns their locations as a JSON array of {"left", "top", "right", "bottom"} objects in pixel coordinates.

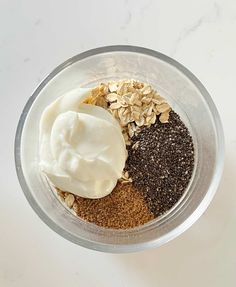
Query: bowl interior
[{"left": 16, "top": 47, "right": 224, "bottom": 252}]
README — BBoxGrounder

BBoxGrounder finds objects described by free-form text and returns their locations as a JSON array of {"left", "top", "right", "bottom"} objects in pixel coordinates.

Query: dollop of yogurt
[{"left": 39, "top": 88, "right": 127, "bottom": 198}]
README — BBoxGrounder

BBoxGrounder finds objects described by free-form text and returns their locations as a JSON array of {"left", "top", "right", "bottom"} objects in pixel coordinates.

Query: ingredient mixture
[{"left": 39, "top": 79, "right": 194, "bottom": 229}]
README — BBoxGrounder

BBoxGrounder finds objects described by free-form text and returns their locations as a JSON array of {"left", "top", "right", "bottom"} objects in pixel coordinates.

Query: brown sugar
[{"left": 58, "top": 182, "right": 154, "bottom": 229}]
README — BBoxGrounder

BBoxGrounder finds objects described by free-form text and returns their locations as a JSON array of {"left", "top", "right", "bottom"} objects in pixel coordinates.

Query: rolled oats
[
  {"left": 156, "top": 103, "right": 170, "bottom": 113},
  {"left": 106, "top": 93, "right": 118, "bottom": 102},
  {"left": 110, "top": 102, "right": 122, "bottom": 109},
  {"left": 132, "top": 141, "right": 140, "bottom": 150},
  {"left": 159, "top": 110, "right": 170, "bottom": 123},
  {"left": 65, "top": 194, "right": 75, "bottom": 208},
  {"left": 88, "top": 79, "right": 171, "bottom": 146},
  {"left": 141, "top": 85, "right": 152, "bottom": 95},
  {"left": 108, "top": 82, "right": 118, "bottom": 92},
  {"left": 119, "top": 170, "right": 132, "bottom": 183}
]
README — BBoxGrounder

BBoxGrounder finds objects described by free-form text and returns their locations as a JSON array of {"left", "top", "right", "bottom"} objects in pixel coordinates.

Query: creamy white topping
[{"left": 39, "top": 88, "right": 127, "bottom": 198}]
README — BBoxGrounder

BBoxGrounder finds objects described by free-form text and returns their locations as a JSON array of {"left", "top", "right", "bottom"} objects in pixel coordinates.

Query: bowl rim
[{"left": 14, "top": 45, "right": 225, "bottom": 253}]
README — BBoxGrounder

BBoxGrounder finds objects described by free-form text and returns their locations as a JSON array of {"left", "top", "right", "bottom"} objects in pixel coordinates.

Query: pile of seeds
[
  {"left": 56, "top": 80, "right": 194, "bottom": 229},
  {"left": 57, "top": 183, "right": 154, "bottom": 229},
  {"left": 126, "top": 111, "right": 194, "bottom": 217}
]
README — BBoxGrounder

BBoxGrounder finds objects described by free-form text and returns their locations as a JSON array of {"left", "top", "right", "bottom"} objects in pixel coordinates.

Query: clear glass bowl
[{"left": 15, "top": 46, "right": 224, "bottom": 253}]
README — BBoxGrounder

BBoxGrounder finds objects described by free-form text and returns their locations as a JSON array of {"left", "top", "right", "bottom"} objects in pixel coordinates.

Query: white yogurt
[{"left": 39, "top": 88, "right": 127, "bottom": 198}]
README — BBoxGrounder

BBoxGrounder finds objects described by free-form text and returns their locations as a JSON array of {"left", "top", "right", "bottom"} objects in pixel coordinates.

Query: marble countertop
[{"left": 1, "top": 0, "right": 236, "bottom": 286}]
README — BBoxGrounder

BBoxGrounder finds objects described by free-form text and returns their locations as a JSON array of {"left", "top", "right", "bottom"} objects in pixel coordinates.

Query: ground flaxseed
[
  {"left": 58, "top": 182, "right": 154, "bottom": 229},
  {"left": 126, "top": 111, "right": 194, "bottom": 217}
]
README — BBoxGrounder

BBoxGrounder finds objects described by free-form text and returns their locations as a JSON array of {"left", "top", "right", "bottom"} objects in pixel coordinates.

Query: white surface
[{"left": 0, "top": 0, "right": 236, "bottom": 286}]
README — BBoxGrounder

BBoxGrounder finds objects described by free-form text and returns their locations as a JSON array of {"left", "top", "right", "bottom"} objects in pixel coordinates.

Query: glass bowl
[{"left": 15, "top": 46, "right": 224, "bottom": 253}]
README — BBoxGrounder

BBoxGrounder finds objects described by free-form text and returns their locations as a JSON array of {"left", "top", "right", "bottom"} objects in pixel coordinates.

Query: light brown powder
[{"left": 57, "top": 182, "right": 154, "bottom": 229}]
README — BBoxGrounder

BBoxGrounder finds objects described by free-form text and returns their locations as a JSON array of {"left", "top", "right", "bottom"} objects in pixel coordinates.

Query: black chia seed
[{"left": 126, "top": 111, "right": 194, "bottom": 217}]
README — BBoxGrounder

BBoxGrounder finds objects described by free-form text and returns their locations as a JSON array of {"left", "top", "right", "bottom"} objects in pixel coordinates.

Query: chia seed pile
[
  {"left": 126, "top": 111, "right": 194, "bottom": 217},
  {"left": 56, "top": 81, "right": 195, "bottom": 229}
]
